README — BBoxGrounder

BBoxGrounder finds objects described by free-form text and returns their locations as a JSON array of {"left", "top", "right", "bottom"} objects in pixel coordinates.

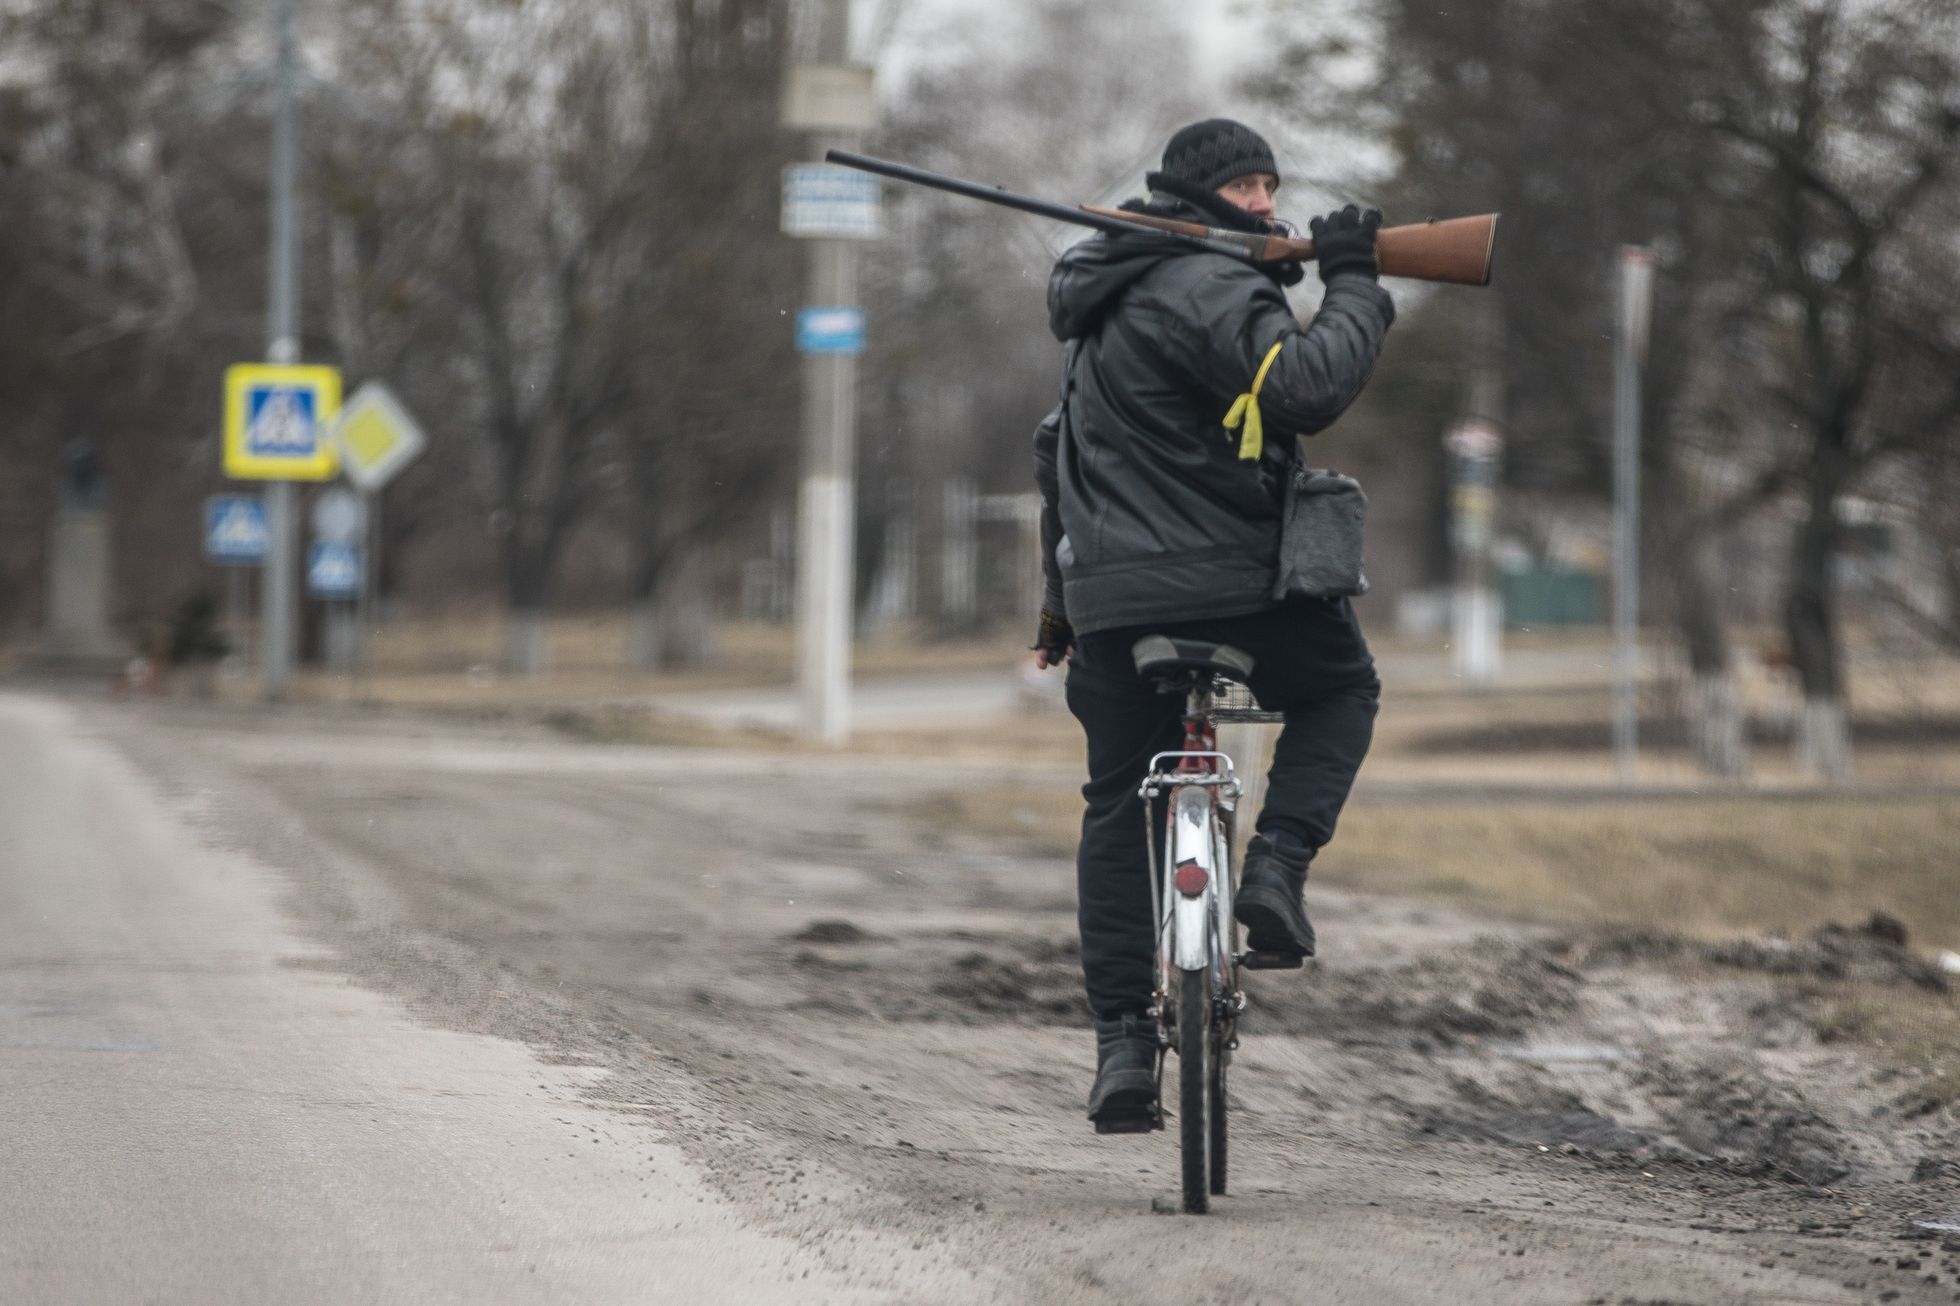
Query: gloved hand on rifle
[
  {"left": 1032, "top": 608, "right": 1074, "bottom": 670},
  {"left": 1310, "top": 204, "right": 1384, "bottom": 284}
]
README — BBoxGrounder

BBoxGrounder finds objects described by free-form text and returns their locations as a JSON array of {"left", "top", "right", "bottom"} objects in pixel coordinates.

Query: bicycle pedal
[
  {"left": 1241, "top": 950, "right": 1304, "bottom": 970},
  {"left": 1094, "top": 1105, "right": 1162, "bottom": 1135}
]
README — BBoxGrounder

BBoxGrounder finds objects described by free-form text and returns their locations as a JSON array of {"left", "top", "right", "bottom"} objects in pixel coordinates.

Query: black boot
[
  {"left": 1235, "top": 830, "right": 1316, "bottom": 957},
  {"left": 1087, "top": 1012, "right": 1160, "bottom": 1134}
]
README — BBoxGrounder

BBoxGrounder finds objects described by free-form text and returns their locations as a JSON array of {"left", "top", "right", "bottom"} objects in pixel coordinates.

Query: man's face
[{"left": 1215, "top": 172, "right": 1278, "bottom": 222}]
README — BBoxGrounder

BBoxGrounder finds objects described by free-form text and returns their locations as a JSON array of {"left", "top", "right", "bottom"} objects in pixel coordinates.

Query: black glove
[
  {"left": 1310, "top": 204, "right": 1384, "bottom": 283},
  {"left": 1032, "top": 608, "right": 1074, "bottom": 662}
]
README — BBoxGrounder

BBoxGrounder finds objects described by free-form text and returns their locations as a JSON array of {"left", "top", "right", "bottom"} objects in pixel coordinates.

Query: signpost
[
  {"left": 329, "top": 381, "right": 427, "bottom": 678},
  {"left": 307, "top": 539, "right": 362, "bottom": 600},
  {"left": 223, "top": 364, "right": 343, "bottom": 482},
  {"left": 782, "top": 165, "right": 882, "bottom": 240},
  {"left": 223, "top": 360, "right": 341, "bottom": 696},
  {"left": 205, "top": 493, "right": 268, "bottom": 653},
  {"left": 309, "top": 485, "right": 365, "bottom": 670},
  {"left": 795, "top": 307, "right": 866, "bottom": 354},
  {"left": 204, "top": 495, "right": 269, "bottom": 564},
  {"left": 249, "top": 0, "right": 308, "bottom": 700},
  {"left": 784, "top": 17, "right": 877, "bottom": 745},
  {"left": 335, "top": 382, "right": 427, "bottom": 493}
]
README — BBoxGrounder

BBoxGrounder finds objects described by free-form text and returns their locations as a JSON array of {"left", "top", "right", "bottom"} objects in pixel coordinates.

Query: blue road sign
[
  {"left": 797, "top": 306, "right": 865, "bottom": 355},
  {"left": 307, "top": 540, "right": 362, "bottom": 599},
  {"left": 204, "top": 495, "right": 268, "bottom": 564}
]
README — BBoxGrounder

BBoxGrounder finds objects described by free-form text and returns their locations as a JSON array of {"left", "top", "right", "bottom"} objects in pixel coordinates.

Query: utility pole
[
  {"left": 263, "top": 0, "right": 301, "bottom": 699},
  {"left": 1447, "top": 299, "right": 1505, "bottom": 684},
  {"left": 1613, "top": 247, "right": 1655, "bottom": 785},
  {"left": 785, "top": 0, "right": 874, "bottom": 744}
]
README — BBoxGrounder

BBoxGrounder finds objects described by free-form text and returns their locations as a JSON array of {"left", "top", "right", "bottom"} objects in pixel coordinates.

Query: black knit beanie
[
  {"left": 1136, "top": 117, "right": 1300, "bottom": 286},
  {"left": 1154, "top": 118, "right": 1279, "bottom": 192}
]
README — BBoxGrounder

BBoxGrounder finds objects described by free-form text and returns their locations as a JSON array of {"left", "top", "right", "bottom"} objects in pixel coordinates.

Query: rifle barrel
[{"left": 823, "top": 149, "right": 1151, "bottom": 240}]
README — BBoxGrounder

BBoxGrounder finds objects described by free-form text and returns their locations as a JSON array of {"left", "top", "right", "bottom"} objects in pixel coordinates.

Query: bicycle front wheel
[
  {"left": 1209, "top": 1024, "right": 1228, "bottom": 1196},
  {"left": 1177, "top": 965, "right": 1212, "bottom": 1214}
]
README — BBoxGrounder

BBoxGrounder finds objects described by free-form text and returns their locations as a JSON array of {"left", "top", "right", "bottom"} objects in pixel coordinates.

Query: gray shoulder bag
[{"left": 1272, "top": 463, "right": 1369, "bottom": 600}]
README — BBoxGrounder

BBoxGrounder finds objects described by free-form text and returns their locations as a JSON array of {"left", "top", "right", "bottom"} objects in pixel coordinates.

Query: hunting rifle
[{"left": 824, "top": 149, "right": 1496, "bottom": 287}]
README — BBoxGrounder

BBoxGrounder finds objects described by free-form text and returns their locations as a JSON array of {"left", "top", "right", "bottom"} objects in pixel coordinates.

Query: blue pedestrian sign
[
  {"left": 797, "top": 306, "right": 865, "bottom": 355},
  {"left": 204, "top": 495, "right": 268, "bottom": 565},
  {"left": 307, "top": 540, "right": 362, "bottom": 599}
]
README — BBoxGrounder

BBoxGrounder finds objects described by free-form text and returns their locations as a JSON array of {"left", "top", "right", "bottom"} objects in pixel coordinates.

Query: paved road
[{"left": 0, "top": 693, "right": 939, "bottom": 1304}]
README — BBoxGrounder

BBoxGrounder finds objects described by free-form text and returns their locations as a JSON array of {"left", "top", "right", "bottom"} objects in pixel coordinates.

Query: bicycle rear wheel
[{"left": 1177, "top": 966, "right": 1212, "bottom": 1214}]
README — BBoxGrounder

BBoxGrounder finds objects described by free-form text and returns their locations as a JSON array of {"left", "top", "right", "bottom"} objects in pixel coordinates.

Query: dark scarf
[{"left": 1126, "top": 172, "right": 1306, "bottom": 289}]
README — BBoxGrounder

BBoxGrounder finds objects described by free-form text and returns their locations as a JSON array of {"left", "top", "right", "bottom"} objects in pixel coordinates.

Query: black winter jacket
[{"left": 1033, "top": 208, "right": 1394, "bottom": 635}]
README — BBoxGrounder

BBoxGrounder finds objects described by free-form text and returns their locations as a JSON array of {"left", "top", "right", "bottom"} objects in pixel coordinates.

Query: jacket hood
[
  {"left": 1046, "top": 193, "right": 1304, "bottom": 342},
  {"left": 1046, "top": 228, "right": 1182, "bottom": 342}
]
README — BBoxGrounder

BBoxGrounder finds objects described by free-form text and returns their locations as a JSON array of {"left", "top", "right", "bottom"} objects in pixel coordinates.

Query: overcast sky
[
  {"left": 870, "top": 0, "right": 1266, "bottom": 100},
  {"left": 867, "top": 0, "right": 1388, "bottom": 209}
]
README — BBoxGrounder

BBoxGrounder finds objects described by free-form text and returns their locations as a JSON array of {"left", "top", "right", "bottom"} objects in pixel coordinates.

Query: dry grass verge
[
  {"left": 1331, "top": 794, "right": 1960, "bottom": 947},
  {"left": 909, "top": 786, "right": 1960, "bottom": 953}
]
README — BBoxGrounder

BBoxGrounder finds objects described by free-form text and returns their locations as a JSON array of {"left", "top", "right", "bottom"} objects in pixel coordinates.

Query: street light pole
[{"left": 262, "top": 0, "right": 301, "bottom": 699}]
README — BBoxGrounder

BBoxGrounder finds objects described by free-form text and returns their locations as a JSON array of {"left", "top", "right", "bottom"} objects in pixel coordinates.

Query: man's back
[{"left": 1039, "top": 226, "right": 1394, "bottom": 635}]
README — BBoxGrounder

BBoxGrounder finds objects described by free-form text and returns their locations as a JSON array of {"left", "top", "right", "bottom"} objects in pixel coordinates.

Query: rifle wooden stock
[{"left": 1078, "top": 206, "right": 1498, "bottom": 287}]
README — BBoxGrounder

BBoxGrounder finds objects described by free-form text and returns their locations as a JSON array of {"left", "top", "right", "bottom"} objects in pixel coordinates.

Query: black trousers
[{"left": 1064, "top": 599, "right": 1379, "bottom": 1022}]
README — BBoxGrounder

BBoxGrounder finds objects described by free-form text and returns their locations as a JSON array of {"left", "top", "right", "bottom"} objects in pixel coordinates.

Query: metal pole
[
  {"left": 356, "top": 489, "right": 377, "bottom": 689},
  {"left": 262, "top": 0, "right": 301, "bottom": 700},
  {"left": 1613, "top": 247, "right": 1654, "bottom": 785},
  {"left": 795, "top": 0, "right": 859, "bottom": 745}
]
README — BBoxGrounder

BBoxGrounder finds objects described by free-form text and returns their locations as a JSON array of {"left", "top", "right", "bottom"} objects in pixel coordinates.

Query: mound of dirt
[
  {"left": 1638, "top": 1055, "right": 1853, "bottom": 1186},
  {"left": 923, "top": 952, "right": 1085, "bottom": 1024},
  {"left": 788, "top": 919, "right": 881, "bottom": 945},
  {"left": 1248, "top": 941, "right": 1583, "bottom": 1046},
  {"left": 1410, "top": 1075, "right": 1682, "bottom": 1162},
  {"left": 1582, "top": 915, "right": 1949, "bottom": 994}
]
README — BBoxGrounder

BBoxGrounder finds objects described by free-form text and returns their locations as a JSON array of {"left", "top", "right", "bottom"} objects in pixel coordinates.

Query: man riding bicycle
[{"left": 1030, "top": 119, "right": 1394, "bottom": 1133}]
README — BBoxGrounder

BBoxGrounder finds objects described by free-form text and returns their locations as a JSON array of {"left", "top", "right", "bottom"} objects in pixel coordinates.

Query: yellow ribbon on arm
[{"left": 1222, "top": 339, "right": 1286, "bottom": 462}]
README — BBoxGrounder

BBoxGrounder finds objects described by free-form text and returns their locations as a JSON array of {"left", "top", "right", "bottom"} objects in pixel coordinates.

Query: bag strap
[{"left": 1222, "top": 339, "right": 1285, "bottom": 462}]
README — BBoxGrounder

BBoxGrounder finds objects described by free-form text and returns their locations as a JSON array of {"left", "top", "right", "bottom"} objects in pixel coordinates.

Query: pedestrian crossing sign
[
  {"left": 224, "top": 363, "right": 342, "bottom": 480},
  {"left": 307, "top": 540, "right": 363, "bottom": 599}
]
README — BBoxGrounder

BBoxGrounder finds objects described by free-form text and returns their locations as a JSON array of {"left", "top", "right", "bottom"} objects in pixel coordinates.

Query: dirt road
[{"left": 15, "top": 688, "right": 1960, "bottom": 1303}]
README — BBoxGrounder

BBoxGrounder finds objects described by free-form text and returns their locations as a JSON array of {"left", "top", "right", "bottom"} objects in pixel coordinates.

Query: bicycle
[{"left": 1130, "top": 634, "right": 1292, "bottom": 1215}]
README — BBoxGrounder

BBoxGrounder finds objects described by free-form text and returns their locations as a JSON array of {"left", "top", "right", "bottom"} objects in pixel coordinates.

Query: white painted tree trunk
[
  {"left": 628, "top": 601, "right": 659, "bottom": 671},
  {"left": 660, "top": 593, "right": 717, "bottom": 667},
  {"left": 1690, "top": 671, "right": 1750, "bottom": 779},
  {"left": 627, "top": 591, "right": 717, "bottom": 671},
  {"left": 1795, "top": 695, "right": 1854, "bottom": 787},
  {"left": 505, "top": 608, "right": 549, "bottom": 676}
]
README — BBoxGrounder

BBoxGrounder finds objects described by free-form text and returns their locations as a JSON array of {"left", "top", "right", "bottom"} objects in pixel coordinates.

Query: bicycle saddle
[{"left": 1130, "top": 635, "right": 1256, "bottom": 685}]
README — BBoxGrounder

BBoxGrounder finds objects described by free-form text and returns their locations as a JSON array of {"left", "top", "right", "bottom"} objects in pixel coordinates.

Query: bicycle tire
[
  {"left": 1209, "top": 1025, "right": 1228, "bottom": 1195},
  {"left": 1178, "top": 966, "right": 1211, "bottom": 1214}
]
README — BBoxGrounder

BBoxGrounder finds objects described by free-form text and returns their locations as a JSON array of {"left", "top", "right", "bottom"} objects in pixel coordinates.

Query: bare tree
[
  {"left": 618, "top": 0, "right": 799, "bottom": 669},
  {"left": 0, "top": 0, "right": 251, "bottom": 638},
  {"left": 1256, "top": 0, "right": 1960, "bottom": 782},
  {"left": 330, "top": 0, "right": 687, "bottom": 672},
  {"left": 1695, "top": 0, "right": 1960, "bottom": 781}
]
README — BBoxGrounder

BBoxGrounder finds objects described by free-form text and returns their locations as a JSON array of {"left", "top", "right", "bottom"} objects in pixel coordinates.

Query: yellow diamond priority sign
[
  {"left": 333, "top": 381, "right": 426, "bottom": 492},
  {"left": 224, "top": 363, "right": 343, "bottom": 481}
]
